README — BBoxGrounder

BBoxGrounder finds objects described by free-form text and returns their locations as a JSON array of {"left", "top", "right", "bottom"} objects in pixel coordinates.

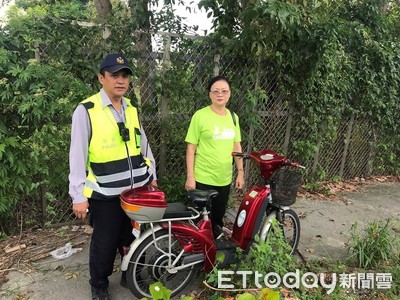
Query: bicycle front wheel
[
  {"left": 126, "top": 229, "right": 198, "bottom": 299},
  {"left": 280, "top": 209, "right": 301, "bottom": 255}
]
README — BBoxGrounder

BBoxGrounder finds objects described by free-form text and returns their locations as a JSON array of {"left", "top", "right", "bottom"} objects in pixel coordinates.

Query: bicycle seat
[
  {"left": 187, "top": 189, "right": 219, "bottom": 207},
  {"left": 163, "top": 203, "right": 192, "bottom": 219}
]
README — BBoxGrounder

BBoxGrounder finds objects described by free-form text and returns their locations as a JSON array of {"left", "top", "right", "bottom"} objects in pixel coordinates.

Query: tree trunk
[
  {"left": 93, "top": 0, "right": 112, "bottom": 19},
  {"left": 129, "top": 0, "right": 157, "bottom": 107}
]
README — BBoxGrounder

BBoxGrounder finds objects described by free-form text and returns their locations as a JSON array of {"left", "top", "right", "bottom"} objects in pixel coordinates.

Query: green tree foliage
[
  {"left": 200, "top": 0, "right": 400, "bottom": 175},
  {"left": 0, "top": 0, "right": 95, "bottom": 229},
  {"left": 0, "top": 0, "right": 203, "bottom": 233},
  {"left": 0, "top": 0, "right": 399, "bottom": 234}
]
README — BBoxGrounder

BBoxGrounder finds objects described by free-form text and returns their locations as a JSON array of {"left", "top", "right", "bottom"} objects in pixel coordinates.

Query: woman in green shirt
[{"left": 185, "top": 75, "right": 244, "bottom": 238}]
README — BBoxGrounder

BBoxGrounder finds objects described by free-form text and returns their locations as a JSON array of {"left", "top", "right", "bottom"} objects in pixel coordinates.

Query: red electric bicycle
[{"left": 120, "top": 149, "right": 305, "bottom": 298}]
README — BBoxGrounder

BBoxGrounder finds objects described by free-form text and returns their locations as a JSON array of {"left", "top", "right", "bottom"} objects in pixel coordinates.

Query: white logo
[
  {"left": 212, "top": 126, "right": 235, "bottom": 140},
  {"left": 237, "top": 210, "right": 246, "bottom": 227}
]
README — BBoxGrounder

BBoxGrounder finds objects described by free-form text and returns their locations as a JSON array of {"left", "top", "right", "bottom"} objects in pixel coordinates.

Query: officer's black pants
[{"left": 88, "top": 197, "right": 134, "bottom": 289}]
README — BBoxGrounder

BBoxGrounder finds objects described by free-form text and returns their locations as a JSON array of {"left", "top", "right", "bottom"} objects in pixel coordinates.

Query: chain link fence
[{"left": 15, "top": 20, "right": 395, "bottom": 227}]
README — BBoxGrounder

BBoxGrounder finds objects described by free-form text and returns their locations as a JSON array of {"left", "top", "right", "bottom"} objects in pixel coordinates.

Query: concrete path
[
  {"left": 1, "top": 182, "right": 399, "bottom": 299},
  {"left": 294, "top": 182, "right": 400, "bottom": 261}
]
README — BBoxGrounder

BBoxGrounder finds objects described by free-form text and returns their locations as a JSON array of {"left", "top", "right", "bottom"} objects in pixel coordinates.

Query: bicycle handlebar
[
  {"left": 282, "top": 158, "right": 306, "bottom": 169},
  {"left": 232, "top": 151, "right": 306, "bottom": 170},
  {"left": 231, "top": 152, "right": 250, "bottom": 159}
]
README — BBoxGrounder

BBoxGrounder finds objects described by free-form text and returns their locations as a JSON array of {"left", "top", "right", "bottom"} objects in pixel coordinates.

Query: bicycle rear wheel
[{"left": 126, "top": 229, "right": 198, "bottom": 299}]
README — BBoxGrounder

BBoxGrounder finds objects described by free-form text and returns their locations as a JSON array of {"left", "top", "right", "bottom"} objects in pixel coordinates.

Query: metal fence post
[
  {"left": 282, "top": 102, "right": 294, "bottom": 155},
  {"left": 158, "top": 34, "right": 172, "bottom": 180},
  {"left": 244, "top": 55, "right": 262, "bottom": 183},
  {"left": 102, "top": 26, "right": 111, "bottom": 39},
  {"left": 366, "top": 127, "right": 377, "bottom": 177},
  {"left": 340, "top": 114, "right": 355, "bottom": 178},
  {"left": 213, "top": 54, "right": 220, "bottom": 76},
  {"left": 311, "top": 134, "right": 323, "bottom": 177},
  {"left": 34, "top": 42, "right": 40, "bottom": 62}
]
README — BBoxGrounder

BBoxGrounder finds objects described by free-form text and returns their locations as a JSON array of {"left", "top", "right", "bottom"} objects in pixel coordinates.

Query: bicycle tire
[
  {"left": 126, "top": 228, "right": 198, "bottom": 298},
  {"left": 280, "top": 209, "right": 301, "bottom": 254},
  {"left": 260, "top": 209, "right": 300, "bottom": 255}
]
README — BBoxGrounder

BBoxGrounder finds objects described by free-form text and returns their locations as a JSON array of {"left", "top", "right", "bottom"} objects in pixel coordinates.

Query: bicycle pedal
[
  {"left": 222, "top": 226, "right": 232, "bottom": 236},
  {"left": 215, "top": 233, "right": 224, "bottom": 240}
]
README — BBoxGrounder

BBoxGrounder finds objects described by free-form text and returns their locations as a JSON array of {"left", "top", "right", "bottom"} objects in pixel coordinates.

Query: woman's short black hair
[{"left": 207, "top": 75, "right": 231, "bottom": 91}]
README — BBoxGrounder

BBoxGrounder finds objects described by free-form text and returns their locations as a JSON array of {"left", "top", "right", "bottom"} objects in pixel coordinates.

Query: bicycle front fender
[
  {"left": 259, "top": 206, "right": 291, "bottom": 241},
  {"left": 120, "top": 224, "right": 163, "bottom": 271},
  {"left": 259, "top": 211, "right": 276, "bottom": 241}
]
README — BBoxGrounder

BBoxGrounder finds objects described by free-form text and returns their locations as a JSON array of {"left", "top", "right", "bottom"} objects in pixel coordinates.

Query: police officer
[{"left": 69, "top": 53, "right": 157, "bottom": 300}]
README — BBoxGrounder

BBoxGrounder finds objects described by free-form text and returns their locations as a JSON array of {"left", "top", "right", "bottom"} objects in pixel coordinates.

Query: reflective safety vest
[{"left": 81, "top": 93, "right": 153, "bottom": 200}]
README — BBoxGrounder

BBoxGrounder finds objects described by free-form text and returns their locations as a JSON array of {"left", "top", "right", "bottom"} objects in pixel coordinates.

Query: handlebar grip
[
  {"left": 232, "top": 152, "right": 245, "bottom": 157},
  {"left": 232, "top": 152, "right": 251, "bottom": 159},
  {"left": 284, "top": 159, "right": 306, "bottom": 169}
]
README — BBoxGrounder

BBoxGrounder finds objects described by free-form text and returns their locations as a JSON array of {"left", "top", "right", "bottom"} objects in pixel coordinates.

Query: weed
[
  {"left": 380, "top": 263, "right": 400, "bottom": 298},
  {"left": 235, "top": 219, "right": 296, "bottom": 286},
  {"left": 141, "top": 282, "right": 192, "bottom": 300},
  {"left": 305, "top": 182, "right": 322, "bottom": 193},
  {"left": 346, "top": 219, "right": 399, "bottom": 269},
  {"left": 305, "top": 182, "right": 331, "bottom": 196},
  {"left": 205, "top": 219, "right": 296, "bottom": 299}
]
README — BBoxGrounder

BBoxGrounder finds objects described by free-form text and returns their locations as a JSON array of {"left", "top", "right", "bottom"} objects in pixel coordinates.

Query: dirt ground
[{"left": 0, "top": 176, "right": 399, "bottom": 300}]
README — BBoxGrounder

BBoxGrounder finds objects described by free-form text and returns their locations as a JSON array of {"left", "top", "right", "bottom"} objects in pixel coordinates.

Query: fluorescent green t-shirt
[{"left": 185, "top": 106, "right": 241, "bottom": 186}]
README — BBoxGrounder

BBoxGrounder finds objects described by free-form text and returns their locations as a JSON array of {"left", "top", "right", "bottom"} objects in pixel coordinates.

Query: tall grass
[{"left": 346, "top": 219, "right": 399, "bottom": 269}]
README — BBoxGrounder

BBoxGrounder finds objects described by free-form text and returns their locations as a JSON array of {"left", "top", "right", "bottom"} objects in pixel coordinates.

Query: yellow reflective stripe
[
  {"left": 85, "top": 175, "right": 153, "bottom": 196},
  {"left": 95, "top": 166, "right": 149, "bottom": 184},
  {"left": 83, "top": 186, "right": 93, "bottom": 198}
]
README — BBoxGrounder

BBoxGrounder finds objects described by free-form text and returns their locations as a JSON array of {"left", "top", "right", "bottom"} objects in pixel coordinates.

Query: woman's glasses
[{"left": 210, "top": 90, "right": 230, "bottom": 95}]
